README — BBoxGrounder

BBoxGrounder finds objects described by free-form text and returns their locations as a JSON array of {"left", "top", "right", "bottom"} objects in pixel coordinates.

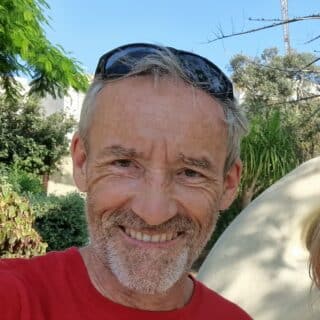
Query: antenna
[{"left": 280, "top": 0, "right": 291, "bottom": 54}]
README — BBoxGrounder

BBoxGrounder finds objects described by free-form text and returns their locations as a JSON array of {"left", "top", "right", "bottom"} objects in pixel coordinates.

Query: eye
[
  {"left": 179, "top": 168, "right": 204, "bottom": 179},
  {"left": 111, "top": 159, "right": 135, "bottom": 168}
]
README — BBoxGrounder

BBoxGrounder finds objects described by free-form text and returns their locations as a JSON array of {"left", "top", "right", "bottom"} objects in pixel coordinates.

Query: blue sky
[{"left": 44, "top": 0, "right": 320, "bottom": 75}]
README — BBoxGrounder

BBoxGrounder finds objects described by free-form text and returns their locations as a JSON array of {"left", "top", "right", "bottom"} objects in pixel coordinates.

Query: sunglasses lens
[
  {"left": 178, "top": 53, "right": 232, "bottom": 99},
  {"left": 96, "top": 44, "right": 233, "bottom": 100},
  {"left": 103, "top": 46, "right": 160, "bottom": 78}
]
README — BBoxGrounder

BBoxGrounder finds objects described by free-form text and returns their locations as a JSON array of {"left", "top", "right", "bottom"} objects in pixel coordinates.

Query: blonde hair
[
  {"left": 79, "top": 47, "right": 247, "bottom": 173},
  {"left": 305, "top": 209, "right": 320, "bottom": 288}
]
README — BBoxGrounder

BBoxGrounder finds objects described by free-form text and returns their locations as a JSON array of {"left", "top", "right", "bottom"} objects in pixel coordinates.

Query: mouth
[{"left": 119, "top": 226, "right": 183, "bottom": 243}]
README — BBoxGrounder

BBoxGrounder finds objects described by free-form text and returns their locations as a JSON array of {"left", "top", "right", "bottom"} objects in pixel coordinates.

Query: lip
[{"left": 118, "top": 227, "right": 184, "bottom": 248}]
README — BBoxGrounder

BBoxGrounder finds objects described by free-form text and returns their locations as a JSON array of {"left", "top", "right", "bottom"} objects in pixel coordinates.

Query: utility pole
[{"left": 280, "top": 0, "right": 291, "bottom": 54}]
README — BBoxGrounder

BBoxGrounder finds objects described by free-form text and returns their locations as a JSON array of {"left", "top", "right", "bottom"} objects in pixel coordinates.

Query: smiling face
[{"left": 72, "top": 76, "right": 241, "bottom": 295}]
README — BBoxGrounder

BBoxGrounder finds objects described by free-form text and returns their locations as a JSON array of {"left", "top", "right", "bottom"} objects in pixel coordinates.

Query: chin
[{"left": 104, "top": 237, "right": 190, "bottom": 294}]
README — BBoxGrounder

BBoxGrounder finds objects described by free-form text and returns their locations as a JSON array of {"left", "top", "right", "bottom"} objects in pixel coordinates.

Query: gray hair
[{"left": 79, "top": 48, "right": 247, "bottom": 174}]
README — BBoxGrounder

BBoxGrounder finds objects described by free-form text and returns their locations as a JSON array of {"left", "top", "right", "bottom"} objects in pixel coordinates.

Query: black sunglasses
[{"left": 95, "top": 43, "right": 234, "bottom": 101}]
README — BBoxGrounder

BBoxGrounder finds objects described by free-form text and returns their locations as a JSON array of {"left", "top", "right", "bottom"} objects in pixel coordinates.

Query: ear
[
  {"left": 219, "top": 158, "right": 242, "bottom": 211},
  {"left": 71, "top": 132, "right": 88, "bottom": 192}
]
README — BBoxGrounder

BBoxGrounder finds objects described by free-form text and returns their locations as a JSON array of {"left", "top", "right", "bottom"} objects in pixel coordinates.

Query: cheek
[
  {"left": 86, "top": 174, "right": 139, "bottom": 216},
  {"left": 173, "top": 184, "right": 223, "bottom": 251},
  {"left": 174, "top": 184, "right": 223, "bottom": 224}
]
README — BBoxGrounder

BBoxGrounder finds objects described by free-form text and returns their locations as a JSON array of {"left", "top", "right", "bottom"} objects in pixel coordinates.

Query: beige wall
[{"left": 48, "top": 156, "right": 78, "bottom": 195}]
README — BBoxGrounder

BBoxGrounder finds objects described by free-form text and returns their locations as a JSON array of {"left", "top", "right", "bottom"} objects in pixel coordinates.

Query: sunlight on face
[{"left": 73, "top": 76, "right": 238, "bottom": 294}]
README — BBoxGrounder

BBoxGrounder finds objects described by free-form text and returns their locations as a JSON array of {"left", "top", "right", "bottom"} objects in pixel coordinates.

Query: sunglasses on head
[{"left": 94, "top": 43, "right": 234, "bottom": 101}]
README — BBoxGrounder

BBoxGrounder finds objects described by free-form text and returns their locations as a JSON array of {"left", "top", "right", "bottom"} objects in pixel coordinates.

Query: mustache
[{"left": 101, "top": 209, "right": 196, "bottom": 234}]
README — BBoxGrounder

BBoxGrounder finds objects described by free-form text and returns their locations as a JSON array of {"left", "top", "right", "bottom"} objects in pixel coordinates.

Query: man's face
[{"left": 72, "top": 76, "right": 241, "bottom": 294}]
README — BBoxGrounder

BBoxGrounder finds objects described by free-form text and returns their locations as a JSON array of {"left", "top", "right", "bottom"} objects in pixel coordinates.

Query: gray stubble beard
[
  {"left": 87, "top": 206, "right": 218, "bottom": 295},
  {"left": 105, "top": 239, "right": 190, "bottom": 294}
]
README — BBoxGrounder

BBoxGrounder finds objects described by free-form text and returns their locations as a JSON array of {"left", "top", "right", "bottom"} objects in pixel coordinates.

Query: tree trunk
[{"left": 42, "top": 172, "right": 49, "bottom": 194}]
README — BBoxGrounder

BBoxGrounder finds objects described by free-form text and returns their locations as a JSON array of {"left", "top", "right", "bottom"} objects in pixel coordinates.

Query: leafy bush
[
  {"left": 0, "top": 163, "right": 43, "bottom": 195},
  {"left": 0, "top": 183, "right": 47, "bottom": 258},
  {"left": 9, "top": 167, "right": 43, "bottom": 195},
  {"left": 35, "top": 192, "right": 88, "bottom": 251},
  {"left": 0, "top": 165, "right": 87, "bottom": 255},
  {"left": 28, "top": 193, "right": 60, "bottom": 218}
]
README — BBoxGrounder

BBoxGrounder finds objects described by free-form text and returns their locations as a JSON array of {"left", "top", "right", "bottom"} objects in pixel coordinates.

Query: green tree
[
  {"left": 0, "top": 95, "right": 76, "bottom": 191},
  {"left": 0, "top": 0, "right": 88, "bottom": 101},
  {"left": 230, "top": 48, "right": 320, "bottom": 162},
  {"left": 229, "top": 49, "right": 320, "bottom": 207},
  {"left": 239, "top": 111, "right": 298, "bottom": 207}
]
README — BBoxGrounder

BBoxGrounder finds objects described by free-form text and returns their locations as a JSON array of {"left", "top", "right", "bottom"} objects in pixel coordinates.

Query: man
[{"left": 0, "top": 43, "right": 252, "bottom": 319}]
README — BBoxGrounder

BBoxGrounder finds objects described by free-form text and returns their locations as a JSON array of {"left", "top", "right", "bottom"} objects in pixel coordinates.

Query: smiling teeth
[{"left": 124, "top": 228, "right": 177, "bottom": 242}]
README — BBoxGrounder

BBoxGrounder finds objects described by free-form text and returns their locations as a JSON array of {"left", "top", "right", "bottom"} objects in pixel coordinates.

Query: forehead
[{"left": 88, "top": 76, "right": 228, "bottom": 161}]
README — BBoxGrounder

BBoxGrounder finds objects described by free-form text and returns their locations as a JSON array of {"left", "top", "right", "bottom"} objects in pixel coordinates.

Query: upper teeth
[{"left": 124, "top": 228, "right": 177, "bottom": 242}]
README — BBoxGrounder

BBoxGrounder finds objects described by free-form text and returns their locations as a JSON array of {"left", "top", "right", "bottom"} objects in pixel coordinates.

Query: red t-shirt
[{"left": 0, "top": 248, "right": 252, "bottom": 319}]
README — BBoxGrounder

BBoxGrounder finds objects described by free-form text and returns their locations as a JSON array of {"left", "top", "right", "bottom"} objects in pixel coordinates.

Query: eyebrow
[
  {"left": 178, "top": 153, "right": 213, "bottom": 170},
  {"left": 97, "top": 145, "right": 140, "bottom": 159},
  {"left": 96, "top": 146, "right": 214, "bottom": 170}
]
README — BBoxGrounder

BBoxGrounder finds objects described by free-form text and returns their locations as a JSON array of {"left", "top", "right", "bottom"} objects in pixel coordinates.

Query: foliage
[
  {"left": 0, "top": 164, "right": 87, "bottom": 256},
  {"left": 28, "top": 192, "right": 60, "bottom": 219},
  {"left": 35, "top": 193, "right": 88, "bottom": 251},
  {"left": 0, "top": 95, "right": 76, "bottom": 177},
  {"left": 0, "top": 182, "right": 47, "bottom": 258},
  {"left": 230, "top": 48, "right": 320, "bottom": 161},
  {"left": 0, "top": 166, "right": 87, "bottom": 256},
  {"left": 229, "top": 48, "right": 320, "bottom": 208},
  {"left": 0, "top": 163, "right": 43, "bottom": 195},
  {"left": 0, "top": 0, "right": 88, "bottom": 102},
  {"left": 239, "top": 111, "right": 298, "bottom": 207}
]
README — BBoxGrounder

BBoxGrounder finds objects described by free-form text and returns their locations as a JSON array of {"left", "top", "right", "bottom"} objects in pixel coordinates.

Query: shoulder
[
  {"left": 0, "top": 268, "right": 30, "bottom": 319},
  {"left": 0, "top": 248, "right": 80, "bottom": 319},
  {"left": 0, "top": 247, "right": 78, "bottom": 272},
  {"left": 193, "top": 278, "right": 252, "bottom": 319},
  {"left": 0, "top": 248, "right": 83, "bottom": 319},
  {"left": 0, "top": 247, "right": 79, "bottom": 293}
]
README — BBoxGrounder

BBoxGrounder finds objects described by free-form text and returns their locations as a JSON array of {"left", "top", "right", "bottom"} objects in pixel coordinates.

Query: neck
[{"left": 79, "top": 245, "right": 194, "bottom": 311}]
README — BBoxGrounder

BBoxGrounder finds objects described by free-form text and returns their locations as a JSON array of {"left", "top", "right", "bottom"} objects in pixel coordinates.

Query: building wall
[{"left": 17, "top": 77, "right": 86, "bottom": 121}]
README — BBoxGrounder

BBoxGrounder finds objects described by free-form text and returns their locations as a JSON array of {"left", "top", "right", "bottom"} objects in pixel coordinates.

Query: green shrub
[
  {"left": 28, "top": 193, "right": 60, "bottom": 219},
  {"left": 35, "top": 192, "right": 88, "bottom": 251},
  {"left": 0, "top": 164, "right": 43, "bottom": 195},
  {"left": 0, "top": 183, "right": 47, "bottom": 258},
  {"left": 9, "top": 168, "right": 43, "bottom": 195}
]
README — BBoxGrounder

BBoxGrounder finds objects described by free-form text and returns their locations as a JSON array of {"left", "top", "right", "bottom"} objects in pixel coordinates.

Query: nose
[{"left": 131, "top": 174, "right": 178, "bottom": 226}]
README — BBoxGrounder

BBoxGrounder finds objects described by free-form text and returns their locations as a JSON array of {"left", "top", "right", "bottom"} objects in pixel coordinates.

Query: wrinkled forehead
[
  {"left": 80, "top": 74, "right": 229, "bottom": 157},
  {"left": 87, "top": 76, "right": 228, "bottom": 158},
  {"left": 93, "top": 75, "right": 227, "bottom": 124}
]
